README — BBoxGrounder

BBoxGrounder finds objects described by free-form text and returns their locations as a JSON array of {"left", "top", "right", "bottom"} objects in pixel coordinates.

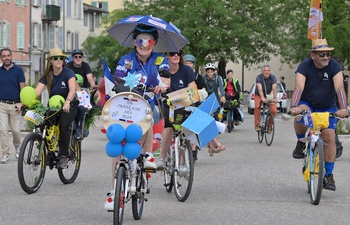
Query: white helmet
[{"left": 205, "top": 63, "right": 216, "bottom": 70}]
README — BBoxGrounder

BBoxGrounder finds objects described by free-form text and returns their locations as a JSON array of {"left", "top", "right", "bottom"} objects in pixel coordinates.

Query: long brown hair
[{"left": 39, "top": 59, "right": 67, "bottom": 94}]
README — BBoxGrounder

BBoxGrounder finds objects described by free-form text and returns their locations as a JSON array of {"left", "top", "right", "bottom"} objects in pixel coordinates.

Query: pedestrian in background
[
  {"left": 280, "top": 76, "right": 286, "bottom": 90},
  {"left": 0, "top": 48, "right": 25, "bottom": 163}
]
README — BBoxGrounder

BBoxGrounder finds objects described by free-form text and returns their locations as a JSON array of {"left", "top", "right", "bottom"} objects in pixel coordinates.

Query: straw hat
[
  {"left": 46, "top": 48, "right": 67, "bottom": 60},
  {"left": 309, "top": 39, "right": 334, "bottom": 52}
]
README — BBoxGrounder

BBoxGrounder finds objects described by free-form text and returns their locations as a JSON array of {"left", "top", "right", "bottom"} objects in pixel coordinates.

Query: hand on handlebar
[
  {"left": 290, "top": 106, "right": 300, "bottom": 116},
  {"left": 62, "top": 101, "right": 71, "bottom": 113},
  {"left": 336, "top": 109, "right": 348, "bottom": 118}
]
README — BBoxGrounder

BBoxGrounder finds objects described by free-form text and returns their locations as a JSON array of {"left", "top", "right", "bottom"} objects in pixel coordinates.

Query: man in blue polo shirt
[{"left": 0, "top": 48, "right": 25, "bottom": 163}]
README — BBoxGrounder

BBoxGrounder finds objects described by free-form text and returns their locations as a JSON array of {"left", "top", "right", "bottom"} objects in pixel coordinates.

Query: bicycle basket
[
  {"left": 24, "top": 110, "right": 44, "bottom": 125},
  {"left": 311, "top": 112, "right": 329, "bottom": 130},
  {"left": 169, "top": 107, "right": 191, "bottom": 125}
]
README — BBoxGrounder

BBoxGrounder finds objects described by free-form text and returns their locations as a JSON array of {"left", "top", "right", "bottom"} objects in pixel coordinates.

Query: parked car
[{"left": 247, "top": 82, "right": 287, "bottom": 114}]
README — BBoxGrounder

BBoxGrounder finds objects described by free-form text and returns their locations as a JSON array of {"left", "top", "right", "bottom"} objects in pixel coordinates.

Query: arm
[
  {"left": 35, "top": 82, "right": 46, "bottom": 97},
  {"left": 62, "top": 77, "right": 77, "bottom": 112},
  {"left": 86, "top": 73, "right": 97, "bottom": 89},
  {"left": 272, "top": 83, "right": 278, "bottom": 103},
  {"left": 290, "top": 72, "right": 306, "bottom": 115},
  {"left": 334, "top": 71, "right": 348, "bottom": 118},
  {"left": 217, "top": 76, "right": 226, "bottom": 103},
  {"left": 256, "top": 83, "right": 266, "bottom": 103}
]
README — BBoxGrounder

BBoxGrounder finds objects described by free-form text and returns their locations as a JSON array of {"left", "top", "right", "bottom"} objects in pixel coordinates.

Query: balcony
[{"left": 42, "top": 5, "right": 60, "bottom": 22}]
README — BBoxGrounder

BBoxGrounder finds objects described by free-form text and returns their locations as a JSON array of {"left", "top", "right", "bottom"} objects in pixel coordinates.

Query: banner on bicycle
[{"left": 166, "top": 86, "right": 199, "bottom": 110}]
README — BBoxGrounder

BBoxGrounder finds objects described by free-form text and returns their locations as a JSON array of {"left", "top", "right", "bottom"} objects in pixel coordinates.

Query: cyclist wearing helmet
[{"left": 66, "top": 49, "right": 96, "bottom": 89}]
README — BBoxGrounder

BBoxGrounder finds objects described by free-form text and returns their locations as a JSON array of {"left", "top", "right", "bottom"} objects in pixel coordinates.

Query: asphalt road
[{"left": 1, "top": 110, "right": 350, "bottom": 225}]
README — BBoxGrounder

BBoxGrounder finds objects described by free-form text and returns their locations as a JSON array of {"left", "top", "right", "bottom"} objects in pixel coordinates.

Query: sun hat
[
  {"left": 309, "top": 39, "right": 334, "bottom": 52},
  {"left": 184, "top": 54, "right": 195, "bottom": 63},
  {"left": 46, "top": 48, "right": 67, "bottom": 60}
]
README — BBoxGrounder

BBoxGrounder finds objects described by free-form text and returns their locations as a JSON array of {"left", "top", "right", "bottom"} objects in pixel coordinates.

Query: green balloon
[
  {"left": 20, "top": 86, "right": 37, "bottom": 106},
  {"left": 49, "top": 95, "right": 65, "bottom": 108}
]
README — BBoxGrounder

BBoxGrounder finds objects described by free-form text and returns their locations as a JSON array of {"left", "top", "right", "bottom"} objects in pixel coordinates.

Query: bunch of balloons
[{"left": 105, "top": 123, "right": 143, "bottom": 160}]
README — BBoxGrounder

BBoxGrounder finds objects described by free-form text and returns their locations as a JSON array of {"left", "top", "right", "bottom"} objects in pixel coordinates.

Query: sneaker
[
  {"left": 292, "top": 141, "right": 306, "bottom": 159},
  {"left": 323, "top": 174, "right": 336, "bottom": 191},
  {"left": 143, "top": 152, "right": 157, "bottom": 170},
  {"left": 15, "top": 147, "right": 20, "bottom": 159},
  {"left": 0, "top": 155, "right": 9, "bottom": 164},
  {"left": 104, "top": 190, "right": 114, "bottom": 211},
  {"left": 83, "top": 129, "right": 89, "bottom": 138},
  {"left": 192, "top": 150, "right": 198, "bottom": 162},
  {"left": 336, "top": 146, "right": 343, "bottom": 159},
  {"left": 58, "top": 155, "right": 69, "bottom": 169},
  {"left": 156, "top": 158, "right": 165, "bottom": 170},
  {"left": 255, "top": 125, "right": 261, "bottom": 132}
]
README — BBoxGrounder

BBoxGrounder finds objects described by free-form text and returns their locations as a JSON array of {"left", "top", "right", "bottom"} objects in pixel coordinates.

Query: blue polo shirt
[
  {"left": 0, "top": 63, "right": 26, "bottom": 101},
  {"left": 296, "top": 58, "right": 342, "bottom": 108}
]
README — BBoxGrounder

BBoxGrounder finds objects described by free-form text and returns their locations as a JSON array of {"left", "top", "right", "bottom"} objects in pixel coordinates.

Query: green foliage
[
  {"left": 84, "top": 107, "right": 101, "bottom": 130},
  {"left": 82, "top": 0, "right": 350, "bottom": 72},
  {"left": 337, "top": 119, "right": 350, "bottom": 135}
]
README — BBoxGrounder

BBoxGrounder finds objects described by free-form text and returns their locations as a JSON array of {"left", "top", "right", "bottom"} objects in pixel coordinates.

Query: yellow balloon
[
  {"left": 49, "top": 95, "right": 65, "bottom": 108},
  {"left": 20, "top": 86, "right": 37, "bottom": 106}
]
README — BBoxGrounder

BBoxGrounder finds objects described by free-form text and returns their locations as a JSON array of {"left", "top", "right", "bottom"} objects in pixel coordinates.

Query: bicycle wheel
[
  {"left": 163, "top": 148, "right": 173, "bottom": 193},
  {"left": 113, "top": 166, "right": 126, "bottom": 225},
  {"left": 264, "top": 113, "right": 275, "bottom": 146},
  {"left": 132, "top": 169, "right": 145, "bottom": 220},
  {"left": 173, "top": 138, "right": 194, "bottom": 202},
  {"left": 17, "top": 132, "right": 46, "bottom": 194},
  {"left": 227, "top": 109, "right": 233, "bottom": 133},
  {"left": 58, "top": 138, "right": 81, "bottom": 184},
  {"left": 308, "top": 139, "right": 324, "bottom": 205},
  {"left": 257, "top": 116, "right": 264, "bottom": 143}
]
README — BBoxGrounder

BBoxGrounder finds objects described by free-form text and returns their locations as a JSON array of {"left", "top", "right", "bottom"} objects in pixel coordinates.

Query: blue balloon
[
  {"left": 123, "top": 142, "right": 141, "bottom": 160},
  {"left": 125, "top": 124, "right": 143, "bottom": 142},
  {"left": 105, "top": 142, "right": 123, "bottom": 158},
  {"left": 106, "top": 124, "right": 125, "bottom": 143}
]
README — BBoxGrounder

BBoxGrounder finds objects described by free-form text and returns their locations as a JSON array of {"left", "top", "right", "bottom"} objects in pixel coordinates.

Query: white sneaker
[
  {"left": 15, "top": 147, "right": 20, "bottom": 159},
  {"left": 156, "top": 158, "right": 165, "bottom": 169},
  {"left": 104, "top": 190, "right": 114, "bottom": 211},
  {"left": 143, "top": 152, "right": 157, "bottom": 170},
  {"left": 0, "top": 155, "right": 9, "bottom": 164}
]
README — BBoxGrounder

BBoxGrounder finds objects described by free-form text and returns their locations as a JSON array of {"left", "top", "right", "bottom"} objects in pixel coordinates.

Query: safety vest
[{"left": 223, "top": 78, "right": 242, "bottom": 99}]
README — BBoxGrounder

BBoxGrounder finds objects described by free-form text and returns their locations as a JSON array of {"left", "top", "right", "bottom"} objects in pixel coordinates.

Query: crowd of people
[{"left": 0, "top": 21, "right": 348, "bottom": 211}]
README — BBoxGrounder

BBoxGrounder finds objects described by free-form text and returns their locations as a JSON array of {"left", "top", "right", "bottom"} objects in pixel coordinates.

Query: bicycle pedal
[
  {"left": 144, "top": 198, "right": 148, "bottom": 202},
  {"left": 143, "top": 168, "right": 157, "bottom": 173},
  {"left": 146, "top": 189, "right": 150, "bottom": 194}
]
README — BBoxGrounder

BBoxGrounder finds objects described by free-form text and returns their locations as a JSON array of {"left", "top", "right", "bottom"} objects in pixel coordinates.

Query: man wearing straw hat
[{"left": 290, "top": 39, "right": 348, "bottom": 191}]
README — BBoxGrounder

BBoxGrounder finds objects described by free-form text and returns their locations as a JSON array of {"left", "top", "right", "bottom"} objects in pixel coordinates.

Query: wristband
[{"left": 66, "top": 97, "right": 71, "bottom": 102}]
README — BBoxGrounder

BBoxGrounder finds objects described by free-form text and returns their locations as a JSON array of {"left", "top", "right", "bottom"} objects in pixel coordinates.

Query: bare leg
[{"left": 159, "top": 127, "right": 173, "bottom": 159}]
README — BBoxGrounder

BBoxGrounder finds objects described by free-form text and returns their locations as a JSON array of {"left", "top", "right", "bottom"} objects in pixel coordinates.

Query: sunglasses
[
  {"left": 315, "top": 52, "right": 331, "bottom": 58},
  {"left": 52, "top": 56, "right": 65, "bottom": 61},
  {"left": 135, "top": 38, "right": 156, "bottom": 47},
  {"left": 168, "top": 51, "right": 183, "bottom": 57},
  {"left": 74, "top": 55, "right": 82, "bottom": 59}
]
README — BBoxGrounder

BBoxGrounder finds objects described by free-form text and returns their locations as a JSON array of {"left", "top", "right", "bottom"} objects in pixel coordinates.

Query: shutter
[{"left": 17, "top": 23, "right": 24, "bottom": 49}]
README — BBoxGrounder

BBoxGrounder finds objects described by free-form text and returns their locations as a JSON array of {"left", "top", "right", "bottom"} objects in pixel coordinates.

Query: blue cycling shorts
[{"left": 298, "top": 100, "right": 337, "bottom": 130}]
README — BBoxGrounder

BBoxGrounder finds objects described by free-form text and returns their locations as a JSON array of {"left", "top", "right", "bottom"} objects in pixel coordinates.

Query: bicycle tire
[
  {"left": 58, "top": 138, "right": 81, "bottom": 184},
  {"left": 309, "top": 139, "right": 324, "bottom": 205},
  {"left": 227, "top": 109, "right": 233, "bottom": 133},
  {"left": 173, "top": 138, "right": 194, "bottom": 202},
  {"left": 17, "top": 132, "right": 46, "bottom": 194},
  {"left": 113, "top": 166, "right": 126, "bottom": 225},
  {"left": 132, "top": 169, "right": 145, "bottom": 220},
  {"left": 257, "top": 115, "right": 264, "bottom": 143},
  {"left": 164, "top": 148, "right": 173, "bottom": 193},
  {"left": 265, "top": 113, "right": 275, "bottom": 146}
]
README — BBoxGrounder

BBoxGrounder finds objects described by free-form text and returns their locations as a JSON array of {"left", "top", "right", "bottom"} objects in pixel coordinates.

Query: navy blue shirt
[
  {"left": 296, "top": 58, "right": 342, "bottom": 108},
  {"left": 39, "top": 67, "right": 75, "bottom": 99},
  {"left": 0, "top": 63, "right": 26, "bottom": 101},
  {"left": 169, "top": 64, "right": 196, "bottom": 92},
  {"left": 255, "top": 74, "right": 277, "bottom": 97}
]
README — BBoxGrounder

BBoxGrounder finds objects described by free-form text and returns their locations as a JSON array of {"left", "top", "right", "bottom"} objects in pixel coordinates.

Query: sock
[
  {"left": 324, "top": 161, "right": 335, "bottom": 176},
  {"left": 296, "top": 134, "right": 305, "bottom": 142}
]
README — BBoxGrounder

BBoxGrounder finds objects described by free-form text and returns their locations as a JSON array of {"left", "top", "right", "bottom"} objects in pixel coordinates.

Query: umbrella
[{"left": 108, "top": 15, "right": 189, "bottom": 52}]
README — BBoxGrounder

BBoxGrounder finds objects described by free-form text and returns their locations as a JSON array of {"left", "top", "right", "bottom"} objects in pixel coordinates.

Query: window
[
  {"left": 49, "top": 23, "right": 55, "bottom": 49},
  {"left": 38, "top": 23, "right": 42, "bottom": 50},
  {"left": 95, "top": 14, "right": 100, "bottom": 27},
  {"left": 32, "top": 23, "right": 37, "bottom": 49},
  {"left": 84, "top": 12, "right": 88, "bottom": 26},
  {"left": 15, "top": 0, "right": 27, "bottom": 6},
  {"left": 0, "top": 20, "right": 10, "bottom": 48},
  {"left": 17, "top": 22, "right": 25, "bottom": 49},
  {"left": 75, "top": 32, "right": 79, "bottom": 49},
  {"left": 67, "top": 0, "right": 71, "bottom": 17},
  {"left": 58, "top": 27, "right": 63, "bottom": 49}
]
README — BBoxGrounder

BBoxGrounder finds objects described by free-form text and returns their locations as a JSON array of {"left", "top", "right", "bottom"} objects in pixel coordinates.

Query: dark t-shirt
[
  {"left": 39, "top": 67, "right": 75, "bottom": 99},
  {"left": 0, "top": 63, "right": 26, "bottom": 101},
  {"left": 66, "top": 61, "right": 92, "bottom": 88},
  {"left": 255, "top": 74, "right": 277, "bottom": 97},
  {"left": 296, "top": 58, "right": 342, "bottom": 108},
  {"left": 169, "top": 64, "right": 196, "bottom": 92},
  {"left": 196, "top": 73, "right": 206, "bottom": 89}
]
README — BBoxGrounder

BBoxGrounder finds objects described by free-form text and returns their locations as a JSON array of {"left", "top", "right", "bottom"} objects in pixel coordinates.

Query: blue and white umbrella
[{"left": 108, "top": 15, "right": 189, "bottom": 53}]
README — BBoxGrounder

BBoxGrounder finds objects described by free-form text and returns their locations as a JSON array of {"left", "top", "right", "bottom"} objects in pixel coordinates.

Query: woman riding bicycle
[
  {"left": 223, "top": 69, "right": 243, "bottom": 125},
  {"left": 254, "top": 65, "right": 278, "bottom": 132},
  {"left": 104, "top": 24, "right": 170, "bottom": 210},
  {"left": 34, "top": 48, "right": 78, "bottom": 169}
]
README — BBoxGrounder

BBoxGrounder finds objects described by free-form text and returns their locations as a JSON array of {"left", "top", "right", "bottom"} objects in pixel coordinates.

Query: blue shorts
[{"left": 298, "top": 100, "right": 337, "bottom": 130}]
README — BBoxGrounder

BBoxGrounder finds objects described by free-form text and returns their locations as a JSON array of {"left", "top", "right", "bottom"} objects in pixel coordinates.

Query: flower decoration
[{"left": 124, "top": 71, "right": 141, "bottom": 89}]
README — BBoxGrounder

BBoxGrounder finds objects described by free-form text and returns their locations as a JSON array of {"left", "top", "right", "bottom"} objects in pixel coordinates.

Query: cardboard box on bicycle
[{"left": 166, "top": 86, "right": 200, "bottom": 110}]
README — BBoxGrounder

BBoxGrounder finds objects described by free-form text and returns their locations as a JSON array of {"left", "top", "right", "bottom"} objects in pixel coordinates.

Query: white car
[{"left": 247, "top": 82, "right": 287, "bottom": 114}]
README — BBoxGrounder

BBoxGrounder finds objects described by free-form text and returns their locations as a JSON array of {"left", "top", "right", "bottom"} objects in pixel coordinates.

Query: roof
[{"left": 83, "top": 3, "right": 109, "bottom": 14}]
